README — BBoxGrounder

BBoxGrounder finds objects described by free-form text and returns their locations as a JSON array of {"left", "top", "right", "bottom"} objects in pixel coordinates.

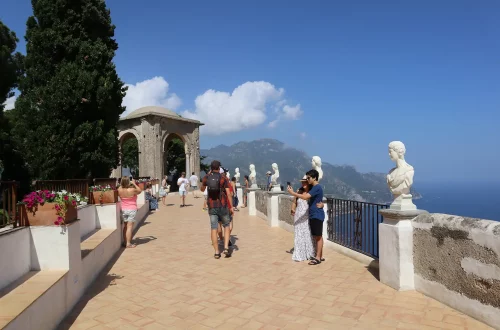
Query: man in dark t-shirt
[
  {"left": 288, "top": 169, "right": 325, "bottom": 265},
  {"left": 201, "top": 160, "right": 233, "bottom": 259}
]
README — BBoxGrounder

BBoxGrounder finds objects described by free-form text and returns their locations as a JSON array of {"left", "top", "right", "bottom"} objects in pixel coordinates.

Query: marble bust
[
  {"left": 249, "top": 164, "right": 257, "bottom": 188},
  {"left": 386, "top": 141, "right": 416, "bottom": 210},
  {"left": 270, "top": 163, "right": 282, "bottom": 192},
  {"left": 312, "top": 156, "right": 323, "bottom": 182},
  {"left": 234, "top": 168, "right": 240, "bottom": 182}
]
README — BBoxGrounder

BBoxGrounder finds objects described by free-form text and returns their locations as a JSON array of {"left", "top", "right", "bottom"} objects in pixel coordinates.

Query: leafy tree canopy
[
  {"left": 121, "top": 137, "right": 138, "bottom": 177},
  {"left": 10, "top": 0, "right": 126, "bottom": 180}
]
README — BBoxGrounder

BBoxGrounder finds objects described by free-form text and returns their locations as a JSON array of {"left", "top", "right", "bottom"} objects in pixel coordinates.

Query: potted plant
[
  {"left": 19, "top": 190, "right": 88, "bottom": 226},
  {"left": 90, "top": 185, "right": 118, "bottom": 204},
  {"left": 136, "top": 178, "right": 149, "bottom": 190}
]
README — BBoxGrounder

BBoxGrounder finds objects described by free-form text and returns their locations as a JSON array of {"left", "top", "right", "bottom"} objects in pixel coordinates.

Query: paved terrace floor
[{"left": 59, "top": 194, "right": 492, "bottom": 330}]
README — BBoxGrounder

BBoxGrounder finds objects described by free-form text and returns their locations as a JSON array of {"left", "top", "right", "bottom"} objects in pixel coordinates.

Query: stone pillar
[
  {"left": 139, "top": 118, "right": 147, "bottom": 177},
  {"left": 267, "top": 191, "right": 284, "bottom": 227},
  {"left": 378, "top": 209, "right": 428, "bottom": 291},
  {"left": 236, "top": 183, "right": 243, "bottom": 206},
  {"left": 246, "top": 188, "right": 260, "bottom": 216}
]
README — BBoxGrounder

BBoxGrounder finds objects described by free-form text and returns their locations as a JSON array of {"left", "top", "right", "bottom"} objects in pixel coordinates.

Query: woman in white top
[{"left": 177, "top": 172, "right": 189, "bottom": 207}]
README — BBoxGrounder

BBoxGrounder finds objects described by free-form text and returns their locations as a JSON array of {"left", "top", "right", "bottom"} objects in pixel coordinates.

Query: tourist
[
  {"left": 241, "top": 175, "right": 249, "bottom": 208},
  {"left": 189, "top": 172, "right": 199, "bottom": 198},
  {"left": 145, "top": 183, "right": 159, "bottom": 211},
  {"left": 287, "top": 169, "right": 325, "bottom": 265},
  {"left": 217, "top": 168, "right": 235, "bottom": 247},
  {"left": 290, "top": 176, "right": 316, "bottom": 261},
  {"left": 118, "top": 176, "right": 142, "bottom": 248},
  {"left": 159, "top": 175, "right": 168, "bottom": 205},
  {"left": 201, "top": 160, "right": 233, "bottom": 259},
  {"left": 231, "top": 177, "right": 239, "bottom": 212},
  {"left": 266, "top": 171, "right": 272, "bottom": 191},
  {"left": 177, "top": 172, "right": 189, "bottom": 207}
]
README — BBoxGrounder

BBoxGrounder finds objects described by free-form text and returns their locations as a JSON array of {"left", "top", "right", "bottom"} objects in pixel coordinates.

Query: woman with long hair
[
  {"left": 290, "top": 176, "right": 316, "bottom": 261},
  {"left": 118, "top": 177, "right": 142, "bottom": 248}
]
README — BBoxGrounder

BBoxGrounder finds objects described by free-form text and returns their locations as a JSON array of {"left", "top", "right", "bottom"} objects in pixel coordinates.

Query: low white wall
[
  {"left": 78, "top": 205, "right": 97, "bottom": 239},
  {"left": 0, "top": 228, "right": 31, "bottom": 290}
]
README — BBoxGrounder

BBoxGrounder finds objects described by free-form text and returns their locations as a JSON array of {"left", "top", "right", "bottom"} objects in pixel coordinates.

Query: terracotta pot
[
  {"left": 138, "top": 182, "right": 146, "bottom": 190},
  {"left": 21, "top": 202, "right": 77, "bottom": 226},
  {"left": 92, "top": 190, "right": 118, "bottom": 204}
]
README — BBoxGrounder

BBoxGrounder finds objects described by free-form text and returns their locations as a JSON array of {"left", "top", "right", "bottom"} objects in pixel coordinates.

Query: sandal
[
  {"left": 310, "top": 257, "right": 325, "bottom": 262},
  {"left": 126, "top": 244, "right": 137, "bottom": 248},
  {"left": 214, "top": 253, "right": 221, "bottom": 259},
  {"left": 308, "top": 258, "right": 321, "bottom": 265},
  {"left": 223, "top": 249, "right": 232, "bottom": 258}
]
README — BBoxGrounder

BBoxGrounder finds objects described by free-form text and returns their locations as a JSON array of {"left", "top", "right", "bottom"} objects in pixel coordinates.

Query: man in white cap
[{"left": 266, "top": 171, "right": 272, "bottom": 191}]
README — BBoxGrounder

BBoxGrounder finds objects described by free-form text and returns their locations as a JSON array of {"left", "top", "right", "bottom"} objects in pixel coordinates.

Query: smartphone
[{"left": 287, "top": 181, "right": 291, "bottom": 188}]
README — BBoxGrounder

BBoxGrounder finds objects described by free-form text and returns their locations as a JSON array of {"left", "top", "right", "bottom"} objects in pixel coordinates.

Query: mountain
[{"left": 201, "top": 139, "right": 420, "bottom": 204}]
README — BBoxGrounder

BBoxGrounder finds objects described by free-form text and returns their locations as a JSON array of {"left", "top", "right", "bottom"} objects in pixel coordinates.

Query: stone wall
[
  {"left": 255, "top": 190, "right": 267, "bottom": 216},
  {"left": 413, "top": 213, "right": 500, "bottom": 327},
  {"left": 279, "top": 195, "right": 295, "bottom": 226}
]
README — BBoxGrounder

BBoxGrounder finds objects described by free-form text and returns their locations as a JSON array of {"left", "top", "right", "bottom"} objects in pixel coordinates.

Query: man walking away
[
  {"left": 189, "top": 172, "right": 199, "bottom": 198},
  {"left": 287, "top": 169, "right": 325, "bottom": 265},
  {"left": 177, "top": 172, "right": 189, "bottom": 207},
  {"left": 266, "top": 171, "right": 272, "bottom": 191},
  {"left": 201, "top": 161, "right": 233, "bottom": 259}
]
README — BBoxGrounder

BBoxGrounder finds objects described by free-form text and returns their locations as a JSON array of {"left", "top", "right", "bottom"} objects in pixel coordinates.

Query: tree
[
  {"left": 121, "top": 138, "right": 138, "bottom": 177},
  {"left": 200, "top": 155, "right": 210, "bottom": 173},
  {"left": 10, "top": 0, "right": 126, "bottom": 180},
  {"left": 164, "top": 138, "right": 185, "bottom": 176},
  {"left": 0, "top": 20, "right": 30, "bottom": 193}
]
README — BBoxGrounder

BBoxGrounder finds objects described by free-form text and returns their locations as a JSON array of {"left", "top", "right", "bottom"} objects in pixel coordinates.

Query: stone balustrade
[
  {"left": 245, "top": 189, "right": 500, "bottom": 329},
  {"left": 0, "top": 195, "right": 150, "bottom": 329}
]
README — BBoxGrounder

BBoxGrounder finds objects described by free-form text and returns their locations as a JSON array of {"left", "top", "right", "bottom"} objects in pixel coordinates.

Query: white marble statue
[
  {"left": 226, "top": 170, "right": 230, "bottom": 179},
  {"left": 386, "top": 141, "right": 416, "bottom": 210},
  {"left": 249, "top": 164, "right": 257, "bottom": 188},
  {"left": 311, "top": 156, "right": 323, "bottom": 182},
  {"left": 271, "top": 163, "right": 279, "bottom": 185},
  {"left": 234, "top": 168, "right": 241, "bottom": 186}
]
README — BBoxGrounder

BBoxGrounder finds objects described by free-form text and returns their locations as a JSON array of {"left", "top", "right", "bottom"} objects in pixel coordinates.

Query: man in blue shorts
[{"left": 288, "top": 169, "right": 325, "bottom": 265}]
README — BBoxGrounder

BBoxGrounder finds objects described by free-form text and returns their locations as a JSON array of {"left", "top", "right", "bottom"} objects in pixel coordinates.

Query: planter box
[
  {"left": 138, "top": 183, "right": 146, "bottom": 190},
  {"left": 91, "top": 190, "right": 118, "bottom": 204},
  {"left": 20, "top": 202, "right": 77, "bottom": 226}
]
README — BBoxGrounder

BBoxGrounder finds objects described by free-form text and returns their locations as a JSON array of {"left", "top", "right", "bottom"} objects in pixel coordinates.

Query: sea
[{"left": 413, "top": 181, "right": 500, "bottom": 222}]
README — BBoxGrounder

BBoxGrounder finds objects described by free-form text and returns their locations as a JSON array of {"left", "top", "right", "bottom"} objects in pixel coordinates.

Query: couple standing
[{"left": 287, "top": 169, "right": 325, "bottom": 265}]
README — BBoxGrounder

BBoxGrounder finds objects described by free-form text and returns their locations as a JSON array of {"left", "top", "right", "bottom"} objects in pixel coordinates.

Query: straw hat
[{"left": 300, "top": 175, "right": 308, "bottom": 182}]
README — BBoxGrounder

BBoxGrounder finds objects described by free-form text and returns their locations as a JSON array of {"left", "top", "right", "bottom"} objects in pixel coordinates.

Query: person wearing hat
[{"left": 266, "top": 171, "right": 272, "bottom": 191}]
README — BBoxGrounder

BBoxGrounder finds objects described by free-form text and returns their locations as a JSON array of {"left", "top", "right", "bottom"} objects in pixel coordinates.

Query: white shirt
[
  {"left": 177, "top": 178, "right": 189, "bottom": 191},
  {"left": 189, "top": 175, "right": 199, "bottom": 187}
]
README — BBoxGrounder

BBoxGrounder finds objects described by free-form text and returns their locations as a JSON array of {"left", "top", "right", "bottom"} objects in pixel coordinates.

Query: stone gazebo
[{"left": 113, "top": 106, "right": 203, "bottom": 179}]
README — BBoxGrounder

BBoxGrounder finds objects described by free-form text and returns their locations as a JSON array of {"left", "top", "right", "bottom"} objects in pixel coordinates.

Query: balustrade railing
[
  {"left": 326, "top": 197, "right": 388, "bottom": 259},
  {"left": 0, "top": 181, "right": 19, "bottom": 228},
  {"left": 34, "top": 179, "right": 92, "bottom": 201}
]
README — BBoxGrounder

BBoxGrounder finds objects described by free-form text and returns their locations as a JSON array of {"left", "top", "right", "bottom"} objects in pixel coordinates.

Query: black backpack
[{"left": 207, "top": 172, "right": 222, "bottom": 199}]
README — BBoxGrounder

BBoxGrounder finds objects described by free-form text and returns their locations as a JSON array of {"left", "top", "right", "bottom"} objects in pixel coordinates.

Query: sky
[{"left": 2, "top": 0, "right": 499, "bottom": 183}]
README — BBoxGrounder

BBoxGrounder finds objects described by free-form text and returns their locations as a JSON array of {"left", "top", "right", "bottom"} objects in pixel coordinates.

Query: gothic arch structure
[{"left": 113, "top": 106, "right": 203, "bottom": 179}]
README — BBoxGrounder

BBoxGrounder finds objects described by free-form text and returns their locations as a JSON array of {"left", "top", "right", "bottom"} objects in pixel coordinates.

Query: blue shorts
[
  {"left": 209, "top": 207, "right": 230, "bottom": 229},
  {"left": 179, "top": 190, "right": 187, "bottom": 196}
]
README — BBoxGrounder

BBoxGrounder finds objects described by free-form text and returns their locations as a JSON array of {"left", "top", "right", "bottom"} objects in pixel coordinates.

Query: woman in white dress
[{"left": 290, "top": 176, "right": 316, "bottom": 261}]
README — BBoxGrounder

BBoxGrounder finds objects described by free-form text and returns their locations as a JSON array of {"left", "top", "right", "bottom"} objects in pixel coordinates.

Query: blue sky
[{"left": 2, "top": 0, "right": 499, "bottom": 182}]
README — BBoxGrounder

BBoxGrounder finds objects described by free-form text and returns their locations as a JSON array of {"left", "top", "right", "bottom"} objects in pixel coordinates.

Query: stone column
[
  {"left": 267, "top": 191, "right": 285, "bottom": 227},
  {"left": 246, "top": 187, "right": 260, "bottom": 216},
  {"left": 378, "top": 209, "right": 428, "bottom": 291},
  {"left": 139, "top": 118, "right": 148, "bottom": 177}
]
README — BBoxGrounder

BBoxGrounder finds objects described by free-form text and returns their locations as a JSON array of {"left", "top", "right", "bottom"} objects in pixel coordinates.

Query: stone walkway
[{"left": 59, "top": 195, "right": 491, "bottom": 330}]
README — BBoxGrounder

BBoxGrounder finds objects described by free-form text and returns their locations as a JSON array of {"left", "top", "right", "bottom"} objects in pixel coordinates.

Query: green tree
[
  {"left": 121, "top": 138, "right": 138, "bottom": 177},
  {"left": 10, "top": 0, "right": 126, "bottom": 180},
  {"left": 164, "top": 138, "right": 185, "bottom": 176},
  {"left": 200, "top": 155, "right": 210, "bottom": 173},
  {"left": 0, "top": 20, "right": 30, "bottom": 192}
]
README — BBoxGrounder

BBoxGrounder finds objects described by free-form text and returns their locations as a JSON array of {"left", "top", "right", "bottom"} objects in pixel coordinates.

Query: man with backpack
[{"left": 201, "top": 160, "right": 234, "bottom": 259}]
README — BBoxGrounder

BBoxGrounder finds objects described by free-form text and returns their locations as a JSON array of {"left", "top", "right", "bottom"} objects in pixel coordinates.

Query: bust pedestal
[
  {"left": 266, "top": 191, "right": 285, "bottom": 227},
  {"left": 246, "top": 187, "right": 260, "bottom": 216},
  {"left": 378, "top": 208, "right": 428, "bottom": 291},
  {"left": 390, "top": 194, "right": 416, "bottom": 211},
  {"left": 251, "top": 183, "right": 258, "bottom": 189}
]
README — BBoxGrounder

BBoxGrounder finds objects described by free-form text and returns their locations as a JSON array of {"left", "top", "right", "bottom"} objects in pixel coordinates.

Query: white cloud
[
  {"left": 182, "top": 81, "right": 286, "bottom": 135},
  {"left": 283, "top": 104, "right": 303, "bottom": 120},
  {"left": 268, "top": 120, "right": 278, "bottom": 128},
  {"left": 3, "top": 95, "right": 17, "bottom": 110},
  {"left": 122, "top": 76, "right": 181, "bottom": 117}
]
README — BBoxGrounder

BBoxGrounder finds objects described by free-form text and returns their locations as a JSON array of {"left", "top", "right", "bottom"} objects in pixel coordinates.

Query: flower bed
[
  {"left": 90, "top": 185, "right": 118, "bottom": 204},
  {"left": 20, "top": 190, "right": 88, "bottom": 226}
]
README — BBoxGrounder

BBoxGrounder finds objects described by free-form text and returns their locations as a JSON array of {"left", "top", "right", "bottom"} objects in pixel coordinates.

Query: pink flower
[
  {"left": 72, "top": 200, "right": 77, "bottom": 206},
  {"left": 64, "top": 196, "right": 69, "bottom": 201},
  {"left": 57, "top": 216, "right": 64, "bottom": 222},
  {"left": 55, "top": 204, "right": 61, "bottom": 211},
  {"left": 54, "top": 220, "right": 59, "bottom": 225}
]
